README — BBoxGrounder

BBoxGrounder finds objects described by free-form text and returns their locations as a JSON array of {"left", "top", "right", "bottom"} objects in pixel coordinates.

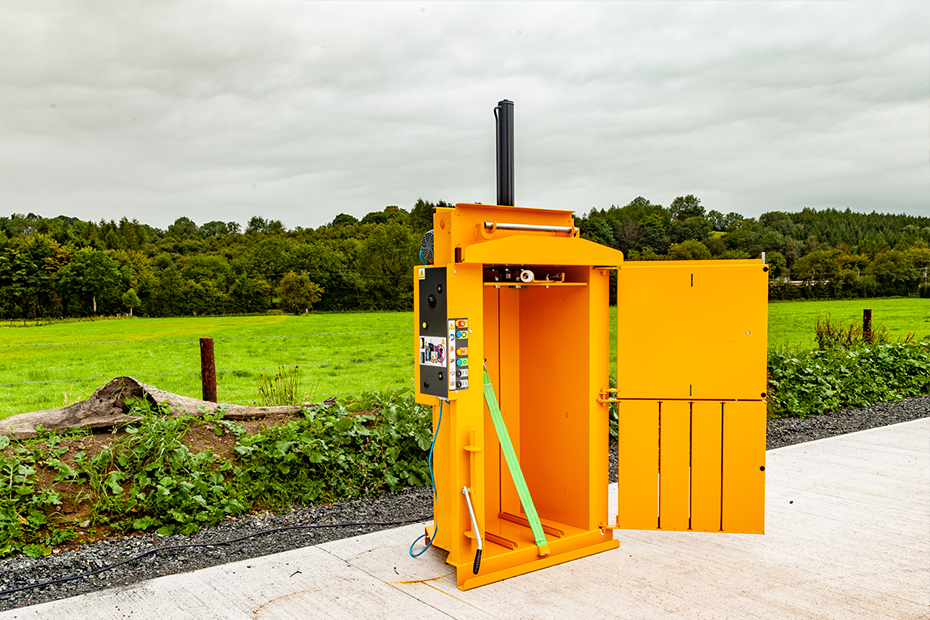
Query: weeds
[
  {"left": 256, "top": 366, "right": 301, "bottom": 406},
  {"left": 815, "top": 315, "right": 914, "bottom": 350}
]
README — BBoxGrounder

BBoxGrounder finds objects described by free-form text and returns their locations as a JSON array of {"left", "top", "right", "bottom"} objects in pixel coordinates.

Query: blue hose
[{"left": 409, "top": 399, "right": 443, "bottom": 557}]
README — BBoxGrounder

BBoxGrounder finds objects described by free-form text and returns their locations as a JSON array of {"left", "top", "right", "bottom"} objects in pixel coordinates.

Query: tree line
[
  {"left": 1, "top": 197, "right": 928, "bottom": 319},
  {"left": 579, "top": 196, "right": 930, "bottom": 300}
]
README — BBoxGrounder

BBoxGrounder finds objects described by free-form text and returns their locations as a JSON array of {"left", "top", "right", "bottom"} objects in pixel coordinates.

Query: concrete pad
[
  {"left": 2, "top": 418, "right": 927, "bottom": 620},
  {"left": 1, "top": 545, "right": 452, "bottom": 620}
]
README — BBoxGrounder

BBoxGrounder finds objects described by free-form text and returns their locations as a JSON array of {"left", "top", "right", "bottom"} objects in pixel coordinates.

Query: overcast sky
[{"left": 0, "top": 1, "right": 927, "bottom": 231}]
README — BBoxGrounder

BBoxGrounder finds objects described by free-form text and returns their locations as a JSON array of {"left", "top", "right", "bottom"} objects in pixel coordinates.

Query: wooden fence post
[
  {"left": 863, "top": 309, "right": 872, "bottom": 344},
  {"left": 200, "top": 337, "right": 217, "bottom": 402}
]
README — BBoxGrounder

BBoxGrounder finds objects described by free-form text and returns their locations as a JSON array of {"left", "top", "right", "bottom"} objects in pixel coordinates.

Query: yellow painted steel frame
[
  {"left": 414, "top": 204, "right": 768, "bottom": 591},
  {"left": 415, "top": 204, "right": 621, "bottom": 590}
]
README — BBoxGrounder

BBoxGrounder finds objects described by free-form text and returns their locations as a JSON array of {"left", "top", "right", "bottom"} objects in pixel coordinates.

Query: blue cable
[{"left": 409, "top": 399, "right": 443, "bottom": 557}]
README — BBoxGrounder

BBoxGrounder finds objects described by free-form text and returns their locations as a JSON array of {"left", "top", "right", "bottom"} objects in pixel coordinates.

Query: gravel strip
[
  {"left": 1, "top": 396, "right": 927, "bottom": 612},
  {"left": 765, "top": 395, "right": 929, "bottom": 450}
]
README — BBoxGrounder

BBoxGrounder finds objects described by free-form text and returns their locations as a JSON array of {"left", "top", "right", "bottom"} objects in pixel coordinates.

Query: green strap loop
[{"left": 483, "top": 368, "right": 548, "bottom": 549}]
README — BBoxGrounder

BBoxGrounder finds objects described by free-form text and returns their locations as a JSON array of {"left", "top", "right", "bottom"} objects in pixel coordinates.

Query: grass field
[
  {"left": 2, "top": 298, "right": 927, "bottom": 419},
  {"left": 767, "top": 298, "right": 929, "bottom": 349},
  {"left": 0, "top": 313, "right": 413, "bottom": 419}
]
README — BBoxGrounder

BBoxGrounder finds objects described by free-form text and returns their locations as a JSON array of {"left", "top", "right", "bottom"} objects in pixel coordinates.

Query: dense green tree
[
  {"left": 702, "top": 236, "right": 726, "bottom": 256},
  {"left": 181, "top": 255, "right": 234, "bottom": 291},
  {"left": 361, "top": 207, "right": 408, "bottom": 227},
  {"left": 669, "top": 195, "right": 705, "bottom": 221},
  {"left": 358, "top": 221, "right": 417, "bottom": 310},
  {"left": 720, "top": 249, "right": 752, "bottom": 259},
  {"left": 167, "top": 217, "right": 198, "bottom": 238},
  {"left": 147, "top": 264, "right": 185, "bottom": 316},
  {"left": 724, "top": 219, "right": 765, "bottom": 257},
  {"left": 230, "top": 275, "right": 272, "bottom": 313},
  {"left": 331, "top": 213, "right": 359, "bottom": 227},
  {"left": 111, "top": 249, "right": 158, "bottom": 310},
  {"left": 668, "top": 239, "right": 712, "bottom": 260},
  {"left": 791, "top": 249, "right": 846, "bottom": 283},
  {"left": 669, "top": 216, "right": 711, "bottom": 244},
  {"left": 638, "top": 213, "right": 670, "bottom": 254},
  {"left": 866, "top": 250, "right": 922, "bottom": 296},
  {"left": 408, "top": 199, "right": 444, "bottom": 233},
  {"left": 199, "top": 221, "right": 240, "bottom": 237},
  {"left": 0, "top": 234, "right": 67, "bottom": 317},
  {"left": 121, "top": 288, "right": 141, "bottom": 315},
  {"left": 609, "top": 196, "right": 665, "bottom": 223},
  {"left": 58, "top": 247, "right": 122, "bottom": 315},
  {"left": 244, "top": 237, "right": 297, "bottom": 281},
  {"left": 277, "top": 271, "right": 323, "bottom": 315},
  {"left": 289, "top": 241, "right": 364, "bottom": 311},
  {"left": 766, "top": 251, "right": 787, "bottom": 278},
  {"left": 580, "top": 214, "right": 616, "bottom": 248},
  {"left": 246, "top": 216, "right": 284, "bottom": 235},
  {"left": 1, "top": 202, "right": 927, "bottom": 318}
]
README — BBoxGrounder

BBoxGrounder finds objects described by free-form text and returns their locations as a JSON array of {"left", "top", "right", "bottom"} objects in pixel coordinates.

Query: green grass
[
  {"left": 0, "top": 313, "right": 414, "bottom": 419},
  {"left": 3, "top": 298, "right": 927, "bottom": 420},
  {"left": 767, "top": 298, "right": 929, "bottom": 350}
]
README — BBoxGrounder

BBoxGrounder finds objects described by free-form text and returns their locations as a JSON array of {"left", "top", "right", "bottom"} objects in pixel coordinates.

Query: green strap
[{"left": 483, "top": 368, "right": 548, "bottom": 549}]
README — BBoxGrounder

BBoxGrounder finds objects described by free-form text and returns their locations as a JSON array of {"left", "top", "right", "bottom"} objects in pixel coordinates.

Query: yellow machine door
[{"left": 614, "top": 260, "right": 768, "bottom": 534}]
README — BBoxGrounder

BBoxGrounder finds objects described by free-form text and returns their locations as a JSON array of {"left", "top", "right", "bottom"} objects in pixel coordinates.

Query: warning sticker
[{"left": 419, "top": 336, "right": 446, "bottom": 367}]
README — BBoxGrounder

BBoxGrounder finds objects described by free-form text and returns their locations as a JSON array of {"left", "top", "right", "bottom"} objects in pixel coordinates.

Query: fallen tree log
[{"left": 0, "top": 376, "right": 334, "bottom": 440}]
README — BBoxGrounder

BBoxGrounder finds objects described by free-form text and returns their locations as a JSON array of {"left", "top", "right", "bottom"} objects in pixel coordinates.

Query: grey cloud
[{"left": 0, "top": 1, "right": 926, "bottom": 230}]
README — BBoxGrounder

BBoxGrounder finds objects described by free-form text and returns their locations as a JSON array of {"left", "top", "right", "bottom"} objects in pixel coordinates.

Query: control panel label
[{"left": 419, "top": 336, "right": 447, "bottom": 367}]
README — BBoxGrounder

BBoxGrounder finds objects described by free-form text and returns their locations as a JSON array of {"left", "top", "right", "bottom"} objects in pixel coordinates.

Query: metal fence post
[
  {"left": 863, "top": 309, "right": 872, "bottom": 344},
  {"left": 200, "top": 337, "right": 217, "bottom": 402}
]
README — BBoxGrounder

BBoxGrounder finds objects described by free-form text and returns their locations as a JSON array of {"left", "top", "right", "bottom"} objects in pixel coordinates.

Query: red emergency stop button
[{"left": 456, "top": 319, "right": 468, "bottom": 328}]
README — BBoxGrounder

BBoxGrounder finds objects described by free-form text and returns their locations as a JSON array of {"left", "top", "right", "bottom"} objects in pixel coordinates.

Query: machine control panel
[
  {"left": 447, "top": 318, "right": 469, "bottom": 391},
  {"left": 417, "top": 266, "right": 471, "bottom": 399}
]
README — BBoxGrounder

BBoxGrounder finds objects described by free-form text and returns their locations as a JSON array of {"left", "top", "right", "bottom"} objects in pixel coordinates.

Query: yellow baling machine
[{"left": 412, "top": 101, "right": 768, "bottom": 591}]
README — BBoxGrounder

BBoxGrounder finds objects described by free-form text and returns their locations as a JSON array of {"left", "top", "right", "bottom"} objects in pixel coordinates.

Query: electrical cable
[
  {"left": 409, "top": 399, "right": 443, "bottom": 558},
  {"left": 0, "top": 517, "right": 429, "bottom": 598}
]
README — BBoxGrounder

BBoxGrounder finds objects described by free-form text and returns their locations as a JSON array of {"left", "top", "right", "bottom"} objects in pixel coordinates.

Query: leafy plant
[
  {"left": 767, "top": 340, "right": 930, "bottom": 418},
  {"left": 232, "top": 390, "right": 431, "bottom": 506},
  {"left": 0, "top": 433, "right": 73, "bottom": 557},
  {"left": 76, "top": 401, "right": 244, "bottom": 535}
]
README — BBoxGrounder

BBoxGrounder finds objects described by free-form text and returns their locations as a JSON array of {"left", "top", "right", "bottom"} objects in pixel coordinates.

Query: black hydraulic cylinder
[{"left": 495, "top": 99, "right": 514, "bottom": 206}]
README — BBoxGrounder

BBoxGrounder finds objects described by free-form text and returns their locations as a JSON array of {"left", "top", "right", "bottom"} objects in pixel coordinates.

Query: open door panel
[{"left": 614, "top": 260, "right": 767, "bottom": 534}]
